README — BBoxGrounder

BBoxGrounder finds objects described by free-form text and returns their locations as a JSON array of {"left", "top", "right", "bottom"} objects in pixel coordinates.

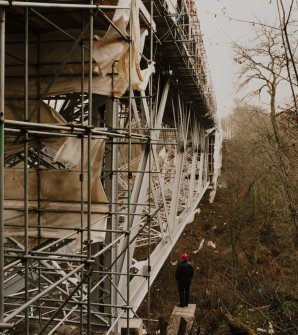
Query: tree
[
  {"left": 233, "top": 24, "right": 298, "bottom": 238},
  {"left": 277, "top": 0, "right": 298, "bottom": 99}
]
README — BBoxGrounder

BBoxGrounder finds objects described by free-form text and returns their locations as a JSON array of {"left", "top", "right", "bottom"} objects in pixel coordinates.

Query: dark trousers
[{"left": 178, "top": 281, "right": 191, "bottom": 306}]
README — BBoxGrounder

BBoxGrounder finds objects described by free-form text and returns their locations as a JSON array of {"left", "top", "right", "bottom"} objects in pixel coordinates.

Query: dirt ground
[
  {"left": 10, "top": 186, "right": 298, "bottom": 334},
  {"left": 138, "top": 190, "right": 232, "bottom": 332},
  {"left": 138, "top": 187, "right": 298, "bottom": 334}
]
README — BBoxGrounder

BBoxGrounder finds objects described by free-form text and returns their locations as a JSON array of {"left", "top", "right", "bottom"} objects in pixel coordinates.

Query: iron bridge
[{"left": 0, "top": 0, "right": 222, "bottom": 333}]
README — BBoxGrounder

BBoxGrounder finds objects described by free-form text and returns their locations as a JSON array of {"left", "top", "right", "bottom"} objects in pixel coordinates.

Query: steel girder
[
  {"left": 109, "top": 77, "right": 213, "bottom": 321},
  {"left": 0, "top": 1, "right": 219, "bottom": 333}
]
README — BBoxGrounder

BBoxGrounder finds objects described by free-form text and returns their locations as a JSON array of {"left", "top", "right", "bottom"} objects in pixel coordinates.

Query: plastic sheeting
[
  {"left": 209, "top": 127, "right": 223, "bottom": 203},
  {"left": 5, "top": 100, "right": 66, "bottom": 155},
  {"left": 3, "top": 0, "right": 157, "bottom": 242},
  {"left": 4, "top": 104, "right": 108, "bottom": 242},
  {"left": 54, "top": 137, "right": 105, "bottom": 172},
  {"left": 5, "top": 0, "right": 155, "bottom": 98},
  {"left": 4, "top": 157, "right": 108, "bottom": 243}
]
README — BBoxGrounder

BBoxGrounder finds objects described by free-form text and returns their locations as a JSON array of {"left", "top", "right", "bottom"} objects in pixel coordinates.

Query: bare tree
[
  {"left": 234, "top": 25, "right": 298, "bottom": 236},
  {"left": 276, "top": 0, "right": 298, "bottom": 117}
]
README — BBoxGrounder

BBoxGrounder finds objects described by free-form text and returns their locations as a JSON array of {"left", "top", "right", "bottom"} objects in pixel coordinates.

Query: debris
[
  {"left": 268, "top": 322, "right": 275, "bottom": 334},
  {"left": 207, "top": 241, "right": 216, "bottom": 248},
  {"left": 193, "top": 239, "right": 205, "bottom": 254}
]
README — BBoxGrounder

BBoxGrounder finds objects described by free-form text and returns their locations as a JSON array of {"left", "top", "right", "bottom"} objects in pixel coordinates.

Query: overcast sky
[{"left": 196, "top": 0, "right": 279, "bottom": 118}]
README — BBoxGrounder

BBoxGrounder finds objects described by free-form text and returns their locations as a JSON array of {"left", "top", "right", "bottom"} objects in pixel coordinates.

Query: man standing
[{"left": 175, "top": 253, "right": 194, "bottom": 307}]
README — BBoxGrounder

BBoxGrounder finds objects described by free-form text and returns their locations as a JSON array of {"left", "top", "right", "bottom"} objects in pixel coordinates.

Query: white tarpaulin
[
  {"left": 54, "top": 137, "right": 105, "bottom": 172},
  {"left": 4, "top": 104, "right": 109, "bottom": 242},
  {"left": 4, "top": 166, "right": 108, "bottom": 243},
  {"left": 5, "top": 100, "right": 66, "bottom": 155},
  {"left": 5, "top": 0, "right": 154, "bottom": 98},
  {"left": 209, "top": 128, "right": 223, "bottom": 203}
]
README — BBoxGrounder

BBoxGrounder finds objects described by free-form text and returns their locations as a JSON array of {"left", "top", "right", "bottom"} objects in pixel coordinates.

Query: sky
[{"left": 196, "top": 0, "right": 279, "bottom": 118}]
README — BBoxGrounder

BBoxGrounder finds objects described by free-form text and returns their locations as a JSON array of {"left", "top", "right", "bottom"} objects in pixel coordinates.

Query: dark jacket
[{"left": 175, "top": 261, "right": 194, "bottom": 284}]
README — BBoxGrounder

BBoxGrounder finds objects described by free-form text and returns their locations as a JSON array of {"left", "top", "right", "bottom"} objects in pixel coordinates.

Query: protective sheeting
[
  {"left": 5, "top": 100, "right": 109, "bottom": 242},
  {"left": 54, "top": 137, "right": 105, "bottom": 172},
  {"left": 4, "top": 201, "right": 108, "bottom": 242},
  {"left": 5, "top": 100, "right": 66, "bottom": 155},
  {"left": 5, "top": 0, "right": 154, "bottom": 98},
  {"left": 4, "top": 167, "right": 108, "bottom": 243},
  {"left": 5, "top": 100, "right": 65, "bottom": 124},
  {"left": 209, "top": 127, "right": 223, "bottom": 203}
]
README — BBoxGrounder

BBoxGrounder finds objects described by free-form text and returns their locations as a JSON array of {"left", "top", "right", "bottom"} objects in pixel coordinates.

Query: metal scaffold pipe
[
  {"left": 24, "top": 7, "right": 30, "bottom": 334},
  {"left": 0, "top": 1, "right": 129, "bottom": 9},
  {"left": 87, "top": 3, "right": 94, "bottom": 334},
  {"left": 0, "top": 7, "right": 5, "bottom": 325},
  {"left": 4, "top": 263, "right": 85, "bottom": 323},
  {"left": 0, "top": 0, "right": 220, "bottom": 332}
]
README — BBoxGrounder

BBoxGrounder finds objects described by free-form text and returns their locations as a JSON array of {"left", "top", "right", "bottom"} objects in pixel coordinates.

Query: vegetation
[
  {"left": 140, "top": 3, "right": 298, "bottom": 332},
  {"left": 140, "top": 103, "right": 298, "bottom": 334}
]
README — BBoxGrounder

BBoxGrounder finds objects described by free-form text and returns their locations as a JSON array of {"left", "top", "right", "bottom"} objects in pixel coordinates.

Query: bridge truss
[{"left": 0, "top": 0, "right": 221, "bottom": 334}]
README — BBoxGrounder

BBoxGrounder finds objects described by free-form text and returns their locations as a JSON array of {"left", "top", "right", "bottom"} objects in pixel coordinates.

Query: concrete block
[
  {"left": 167, "top": 304, "right": 196, "bottom": 335},
  {"left": 121, "top": 318, "right": 143, "bottom": 335}
]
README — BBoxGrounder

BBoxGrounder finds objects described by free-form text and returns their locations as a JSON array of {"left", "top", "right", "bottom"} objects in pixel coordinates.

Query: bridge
[{"left": 0, "top": 0, "right": 221, "bottom": 333}]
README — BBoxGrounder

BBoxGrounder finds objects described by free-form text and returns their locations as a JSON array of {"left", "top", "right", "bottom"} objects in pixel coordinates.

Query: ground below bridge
[{"left": 138, "top": 143, "right": 298, "bottom": 335}]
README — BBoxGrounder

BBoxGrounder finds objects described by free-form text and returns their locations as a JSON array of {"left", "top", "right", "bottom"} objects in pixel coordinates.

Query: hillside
[{"left": 138, "top": 141, "right": 298, "bottom": 335}]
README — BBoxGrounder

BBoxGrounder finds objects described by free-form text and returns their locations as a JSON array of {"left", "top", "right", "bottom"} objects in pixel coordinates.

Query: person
[{"left": 175, "top": 253, "right": 194, "bottom": 307}]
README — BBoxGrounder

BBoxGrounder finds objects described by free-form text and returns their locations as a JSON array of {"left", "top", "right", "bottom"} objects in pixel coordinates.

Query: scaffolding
[{"left": 0, "top": 0, "right": 221, "bottom": 334}]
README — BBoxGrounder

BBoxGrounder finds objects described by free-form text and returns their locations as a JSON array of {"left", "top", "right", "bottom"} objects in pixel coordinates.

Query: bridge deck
[{"left": 144, "top": 0, "right": 216, "bottom": 122}]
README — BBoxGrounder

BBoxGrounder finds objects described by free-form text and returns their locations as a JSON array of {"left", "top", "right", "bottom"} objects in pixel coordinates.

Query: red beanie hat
[{"left": 181, "top": 253, "right": 189, "bottom": 261}]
